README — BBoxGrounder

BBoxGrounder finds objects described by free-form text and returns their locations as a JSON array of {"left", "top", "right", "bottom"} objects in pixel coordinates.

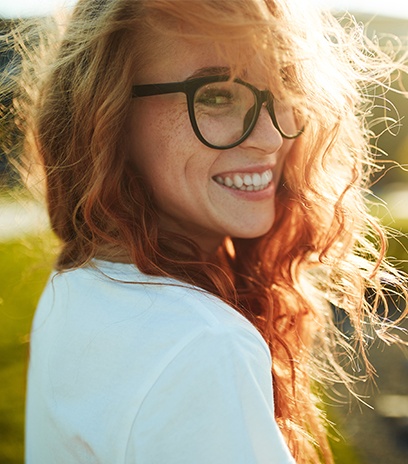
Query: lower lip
[{"left": 213, "top": 180, "right": 276, "bottom": 201}]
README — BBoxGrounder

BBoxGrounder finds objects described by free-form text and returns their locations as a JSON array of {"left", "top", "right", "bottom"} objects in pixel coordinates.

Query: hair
[{"left": 2, "top": 0, "right": 408, "bottom": 462}]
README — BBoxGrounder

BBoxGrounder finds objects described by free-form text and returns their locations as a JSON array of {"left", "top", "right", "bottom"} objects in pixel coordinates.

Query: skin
[{"left": 129, "top": 36, "right": 295, "bottom": 254}]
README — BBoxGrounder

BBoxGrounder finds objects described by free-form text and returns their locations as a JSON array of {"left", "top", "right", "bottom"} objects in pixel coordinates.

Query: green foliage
[
  {"left": 328, "top": 422, "right": 363, "bottom": 464},
  {"left": 0, "top": 234, "right": 55, "bottom": 464},
  {"left": 383, "top": 215, "right": 408, "bottom": 275}
]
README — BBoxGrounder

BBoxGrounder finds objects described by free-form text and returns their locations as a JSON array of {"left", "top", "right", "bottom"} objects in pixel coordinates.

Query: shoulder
[
  {"left": 31, "top": 261, "right": 272, "bottom": 414},
  {"left": 36, "top": 260, "right": 269, "bottom": 359},
  {"left": 28, "top": 265, "right": 289, "bottom": 464}
]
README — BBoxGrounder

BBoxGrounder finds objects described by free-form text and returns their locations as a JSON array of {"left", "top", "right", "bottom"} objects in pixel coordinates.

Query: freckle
[{"left": 160, "top": 108, "right": 190, "bottom": 146}]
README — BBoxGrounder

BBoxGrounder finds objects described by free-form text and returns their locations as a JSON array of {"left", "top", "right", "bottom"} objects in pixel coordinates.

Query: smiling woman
[
  {"left": 2, "top": 0, "right": 408, "bottom": 463},
  {"left": 128, "top": 45, "right": 296, "bottom": 250}
]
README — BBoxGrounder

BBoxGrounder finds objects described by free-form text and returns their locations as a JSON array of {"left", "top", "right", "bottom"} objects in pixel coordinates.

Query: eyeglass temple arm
[{"left": 131, "top": 82, "right": 187, "bottom": 98}]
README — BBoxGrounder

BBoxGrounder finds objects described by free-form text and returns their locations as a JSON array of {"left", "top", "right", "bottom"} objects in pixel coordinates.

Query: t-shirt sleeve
[{"left": 126, "top": 325, "right": 296, "bottom": 464}]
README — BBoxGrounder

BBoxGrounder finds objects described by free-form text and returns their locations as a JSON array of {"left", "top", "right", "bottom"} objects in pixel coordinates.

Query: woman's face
[{"left": 129, "top": 36, "right": 296, "bottom": 253}]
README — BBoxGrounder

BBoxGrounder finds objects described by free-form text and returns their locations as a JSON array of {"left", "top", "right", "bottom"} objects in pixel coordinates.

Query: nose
[{"left": 240, "top": 104, "right": 283, "bottom": 153}]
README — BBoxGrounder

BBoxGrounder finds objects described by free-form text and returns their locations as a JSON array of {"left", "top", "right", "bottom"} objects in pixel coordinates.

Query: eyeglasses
[{"left": 131, "top": 75, "right": 304, "bottom": 150}]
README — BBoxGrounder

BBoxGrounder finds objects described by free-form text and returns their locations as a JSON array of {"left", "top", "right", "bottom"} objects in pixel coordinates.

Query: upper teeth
[{"left": 214, "top": 170, "right": 273, "bottom": 191}]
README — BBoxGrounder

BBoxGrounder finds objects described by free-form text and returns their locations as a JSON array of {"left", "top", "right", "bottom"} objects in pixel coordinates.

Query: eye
[{"left": 195, "top": 85, "right": 235, "bottom": 107}]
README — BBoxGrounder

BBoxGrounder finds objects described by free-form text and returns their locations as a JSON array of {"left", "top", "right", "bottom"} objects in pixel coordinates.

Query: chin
[{"left": 230, "top": 221, "right": 275, "bottom": 240}]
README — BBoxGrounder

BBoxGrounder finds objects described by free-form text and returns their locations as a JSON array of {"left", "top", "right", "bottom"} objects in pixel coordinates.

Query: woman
[{"left": 7, "top": 0, "right": 406, "bottom": 462}]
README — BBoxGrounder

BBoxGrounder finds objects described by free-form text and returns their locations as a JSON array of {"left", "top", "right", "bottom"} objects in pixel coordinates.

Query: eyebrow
[{"left": 186, "top": 66, "right": 231, "bottom": 80}]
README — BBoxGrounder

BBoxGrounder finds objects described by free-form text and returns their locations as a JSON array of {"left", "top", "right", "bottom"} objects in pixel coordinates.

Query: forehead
[
  {"left": 136, "top": 33, "right": 272, "bottom": 86},
  {"left": 136, "top": 35, "right": 224, "bottom": 83}
]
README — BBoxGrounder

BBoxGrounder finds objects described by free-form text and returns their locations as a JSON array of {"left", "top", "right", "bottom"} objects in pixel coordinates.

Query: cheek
[{"left": 129, "top": 101, "right": 188, "bottom": 181}]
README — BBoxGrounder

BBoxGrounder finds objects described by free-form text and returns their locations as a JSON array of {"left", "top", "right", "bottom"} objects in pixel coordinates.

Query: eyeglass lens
[{"left": 193, "top": 81, "right": 302, "bottom": 147}]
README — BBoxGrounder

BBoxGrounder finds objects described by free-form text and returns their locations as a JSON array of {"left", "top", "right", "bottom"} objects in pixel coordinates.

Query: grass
[{"left": 0, "top": 233, "right": 56, "bottom": 464}]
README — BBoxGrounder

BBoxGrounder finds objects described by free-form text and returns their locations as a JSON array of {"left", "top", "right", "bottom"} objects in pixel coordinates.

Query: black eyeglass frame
[{"left": 131, "top": 75, "right": 303, "bottom": 150}]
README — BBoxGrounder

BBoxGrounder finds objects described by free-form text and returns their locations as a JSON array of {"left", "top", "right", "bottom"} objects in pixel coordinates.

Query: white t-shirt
[{"left": 25, "top": 260, "right": 296, "bottom": 463}]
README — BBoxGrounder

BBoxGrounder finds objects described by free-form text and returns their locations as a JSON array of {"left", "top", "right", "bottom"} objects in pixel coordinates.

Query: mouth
[{"left": 213, "top": 169, "right": 273, "bottom": 192}]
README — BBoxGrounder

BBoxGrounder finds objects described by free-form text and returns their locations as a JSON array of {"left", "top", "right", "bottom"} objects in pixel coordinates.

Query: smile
[{"left": 213, "top": 169, "right": 273, "bottom": 192}]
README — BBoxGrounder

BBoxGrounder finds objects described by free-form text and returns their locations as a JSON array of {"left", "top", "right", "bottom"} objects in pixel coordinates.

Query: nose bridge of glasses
[
  {"left": 259, "top": 89, "right": 271, "bottom": 105},
  {"left": 255, "top": 89, "right": 276, "bottom": 126}
]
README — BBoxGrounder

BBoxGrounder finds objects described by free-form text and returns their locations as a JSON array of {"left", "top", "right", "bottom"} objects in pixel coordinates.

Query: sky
[{"left": 0, "top": 0, "right": 408, "bottom": 19}]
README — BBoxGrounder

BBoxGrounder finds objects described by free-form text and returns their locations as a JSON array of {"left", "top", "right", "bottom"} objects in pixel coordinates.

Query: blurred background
[{"left": 0, "top": 1, "right": 407, "bottom": 463}]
